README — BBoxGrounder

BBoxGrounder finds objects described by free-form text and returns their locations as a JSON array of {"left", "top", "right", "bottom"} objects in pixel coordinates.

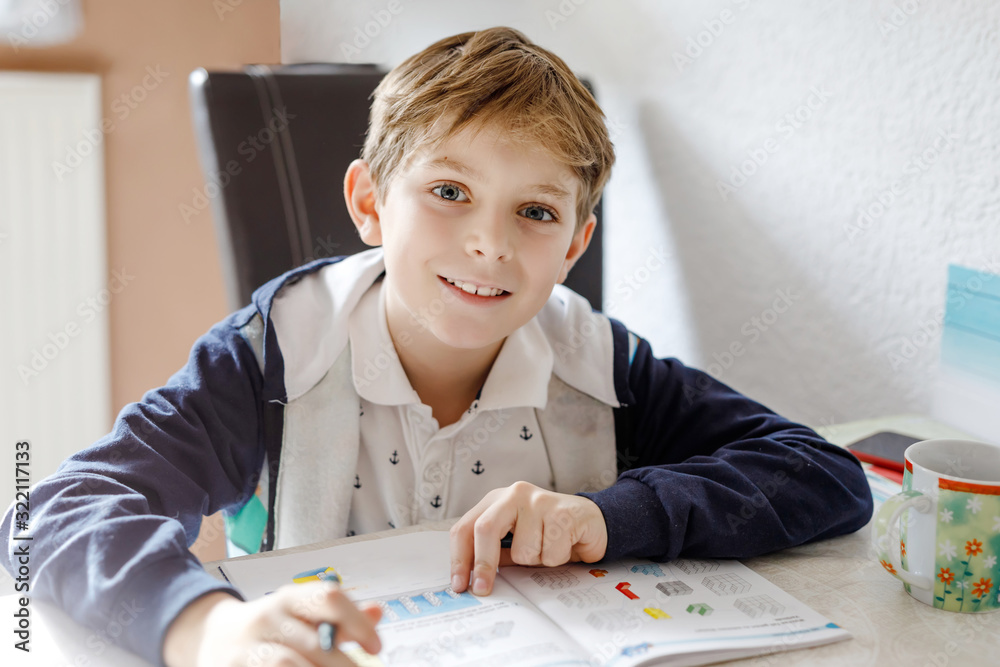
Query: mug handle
[{"left": 871, "top": 490, "right": 934, "bottom": 590}]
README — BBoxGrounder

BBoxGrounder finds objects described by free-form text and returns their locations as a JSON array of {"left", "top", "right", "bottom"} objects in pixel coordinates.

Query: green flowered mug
[{"left": 872, "top": 439, "right": 1000, "bottom": 613}]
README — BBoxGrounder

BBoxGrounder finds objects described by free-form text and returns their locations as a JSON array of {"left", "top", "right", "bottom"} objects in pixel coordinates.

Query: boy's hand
[
  {"left": 449, "top": 481, "right": 608, "bottom": 596},
  {"left": 163, "top": 582, "right": 382, "bottom": 666}
]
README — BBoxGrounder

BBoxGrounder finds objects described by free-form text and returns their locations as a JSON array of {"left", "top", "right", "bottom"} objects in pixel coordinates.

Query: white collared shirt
[{"left": 345, "top": 275, "right": 558, "bottom": 535}]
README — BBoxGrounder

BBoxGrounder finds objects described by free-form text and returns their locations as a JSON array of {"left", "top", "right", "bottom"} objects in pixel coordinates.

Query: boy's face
[{"left": 346, "top": 122, "right": 596, "bottom": 353}]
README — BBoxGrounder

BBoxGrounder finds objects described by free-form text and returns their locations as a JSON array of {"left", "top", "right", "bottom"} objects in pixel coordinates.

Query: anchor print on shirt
[
  {"left": 430, "top": 495, "right": 442, "bottom": 508},
  {"left": 519, "top": 426, "right": 533, "bottom": 440},
  {"left": 472, "top": 460, "right": 485, "bottom": 475},
  {"left": 389, "top": 450, "right": 399, "bottom": 465},
  {"left": 354, "top": 474, "right": 361, "bottom": 489}
]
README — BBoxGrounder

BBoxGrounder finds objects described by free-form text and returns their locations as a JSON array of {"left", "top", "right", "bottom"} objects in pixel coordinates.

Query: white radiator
[{"left": 0, "top": 72, "right": 109, "bottom": 510}]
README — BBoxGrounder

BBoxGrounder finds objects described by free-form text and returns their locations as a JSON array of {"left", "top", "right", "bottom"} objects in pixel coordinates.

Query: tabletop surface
[{"left": 3, "top": 414, "right": 999, "bottom": 666}]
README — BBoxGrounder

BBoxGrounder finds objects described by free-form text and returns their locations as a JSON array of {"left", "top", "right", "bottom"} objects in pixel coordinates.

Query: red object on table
[{"left": 867, "top": 463, "right": 904, "bottom": 484}]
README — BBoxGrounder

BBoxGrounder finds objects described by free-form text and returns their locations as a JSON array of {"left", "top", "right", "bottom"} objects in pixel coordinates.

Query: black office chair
[{"left": 188, "top": 63, "right": 604, "bottom": 312}]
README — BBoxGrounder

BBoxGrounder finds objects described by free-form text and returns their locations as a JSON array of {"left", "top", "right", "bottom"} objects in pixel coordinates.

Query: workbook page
[
  {"left": 220, "top": 531, "right": 592, "bottom": 667},
  {"left": 499, "top": 557, "right": 851, "bottom": 667}
]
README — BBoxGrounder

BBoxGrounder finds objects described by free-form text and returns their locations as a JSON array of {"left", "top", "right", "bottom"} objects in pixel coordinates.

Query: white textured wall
[{"left": 280, "top": 0, "right": 1000, "bottom": 428}]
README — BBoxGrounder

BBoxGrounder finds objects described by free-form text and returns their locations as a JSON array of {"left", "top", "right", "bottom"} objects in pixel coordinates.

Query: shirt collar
[
  {"left": 349, "top": 276, "right": 420, "bottom": 406},
  {"left": 476, "top": 313, "right": 553, "bottom": 412},
  {"left": 348, "top": 278, "right": 553, "bottom": 411}
]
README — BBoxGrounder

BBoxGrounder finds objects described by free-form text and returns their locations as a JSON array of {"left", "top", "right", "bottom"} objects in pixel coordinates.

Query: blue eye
[
  {"left": 520, "top": 205, "right": 556, "bottom": 222},
  {"left": 433, "top": 183, "right": 468, "bottom": 202}
]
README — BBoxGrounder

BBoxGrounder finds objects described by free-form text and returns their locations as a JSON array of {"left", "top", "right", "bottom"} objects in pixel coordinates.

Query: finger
[
  {"left": 449, "top": 515, "right": 476, "bottom": 593},
  {"left": 258, "top": 643, "right": 314, "bottom": 667},
  {"left": 471, "top": 502, "right": 516, "bottom": 596},
  {"left": 268, "top": 617, "right": 359, "bottom": 667},
  {"left": 282, "top": 583, "right": 382, "bottom": 656},
  {"left": 509, "top": 511, "right": 544, "bottom": 567},
  {"left": 360, "top": 601, "right": 383, "bottom": 625},
  {"left": 541, "top": 511, "right": 574, "bottom": 567},
  {"left": 568, "top": 497, "right": 609, "bottom": 563},
  {"left": 450, "top": 492, "right": 499, "bottom": 593}
]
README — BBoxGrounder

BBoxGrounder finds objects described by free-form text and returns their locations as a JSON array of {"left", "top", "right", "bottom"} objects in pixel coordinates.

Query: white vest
[{"left": 240, "top": 249, "right": 623, "bottom": 550}]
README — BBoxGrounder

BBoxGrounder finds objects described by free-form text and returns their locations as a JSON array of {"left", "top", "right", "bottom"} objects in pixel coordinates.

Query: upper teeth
[{"left": 445, "top": 277, "right": 505, "bottom": 297}]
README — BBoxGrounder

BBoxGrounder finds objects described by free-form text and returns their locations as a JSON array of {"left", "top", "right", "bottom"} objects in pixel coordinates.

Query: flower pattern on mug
[
  {"left": 889, "top": 482, "right": 1000, "bottom": 612},
  {"left": 972, "top": 577, "right": 993, "bottom": 598},
  {"left": 966, "top": 539, "right": 984, "bottom": 557}
]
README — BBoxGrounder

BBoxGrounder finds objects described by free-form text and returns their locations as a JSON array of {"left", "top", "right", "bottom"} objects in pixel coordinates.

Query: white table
[{"left": 4, "top": 415, "right": 999, "bottom": 666}]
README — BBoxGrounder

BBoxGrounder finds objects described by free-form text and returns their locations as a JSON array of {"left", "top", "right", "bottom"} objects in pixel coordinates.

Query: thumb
[
  {"left": 361, "top": 602, "right": 383, "bottom": 624},
  {"left": 571, "top": 504, "right": 608, "bottom": 563}
]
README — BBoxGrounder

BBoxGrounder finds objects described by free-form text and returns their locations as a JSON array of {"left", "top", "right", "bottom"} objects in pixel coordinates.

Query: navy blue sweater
[{"left": 1, "top": 256, "right": 872, "bottom": 666}]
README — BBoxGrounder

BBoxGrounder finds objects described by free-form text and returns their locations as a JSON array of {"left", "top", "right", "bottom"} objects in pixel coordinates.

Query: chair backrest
[{"left": 188, "top": 63, "right": 604, "bottom": 311}]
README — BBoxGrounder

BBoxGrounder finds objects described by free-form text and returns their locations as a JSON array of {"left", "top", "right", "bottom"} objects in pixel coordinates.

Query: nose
[{"left": 464, "top": 208, "right": 512, "bottom": 262}]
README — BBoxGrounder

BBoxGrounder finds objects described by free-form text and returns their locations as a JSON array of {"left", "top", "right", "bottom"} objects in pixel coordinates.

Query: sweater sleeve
[
  {"left": 580, "top": 323, "right": 873, "bottom": 563},
  {"left": 1, "top": 306, "right": 268, "bottom": 666}
]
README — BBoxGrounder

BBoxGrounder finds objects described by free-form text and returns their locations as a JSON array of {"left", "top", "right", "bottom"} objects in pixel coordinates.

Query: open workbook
[{"left": 218, "top": 531, "right": 849, "bottom": 667}]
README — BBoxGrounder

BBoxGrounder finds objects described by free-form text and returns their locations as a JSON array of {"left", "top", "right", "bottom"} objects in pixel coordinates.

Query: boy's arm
[
  {"left": 1, "top": 307, "right": 268, "bottom": 666},
  {"left": 580, "top": 324, "right": 874, "bottom": 563}
]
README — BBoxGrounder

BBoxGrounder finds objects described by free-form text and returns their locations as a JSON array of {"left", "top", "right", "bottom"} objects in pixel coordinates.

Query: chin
[{"left": 430, "top": 322, "right": 508, "bottom": 351}]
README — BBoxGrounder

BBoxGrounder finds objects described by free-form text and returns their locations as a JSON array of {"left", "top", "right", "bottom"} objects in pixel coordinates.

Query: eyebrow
[{"left": 421, "top": 157, "right": 575, "bottom": 203}]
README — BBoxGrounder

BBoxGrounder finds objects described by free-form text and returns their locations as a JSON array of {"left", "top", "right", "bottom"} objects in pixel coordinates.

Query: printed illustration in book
[{"left": 219, "top": 531, "right": 850, "bottom": 667}]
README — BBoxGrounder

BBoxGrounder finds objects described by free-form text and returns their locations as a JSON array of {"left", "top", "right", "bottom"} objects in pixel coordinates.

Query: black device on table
[{"left": 844, "top": 431, "right": 922, "bottom": 471}]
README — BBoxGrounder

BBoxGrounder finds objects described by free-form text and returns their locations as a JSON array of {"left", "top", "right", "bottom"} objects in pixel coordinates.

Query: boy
[{"left": 2, "top": 27, "right": 872, "bottom": 666}]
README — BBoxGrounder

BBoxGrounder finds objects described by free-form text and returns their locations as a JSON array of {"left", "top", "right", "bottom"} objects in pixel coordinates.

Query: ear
[
  {"left": 343, "top": 159, "right": 383, "bottom": 246},
  {"left": 556, "top": 213, "right": 597, "bottom": 284}
]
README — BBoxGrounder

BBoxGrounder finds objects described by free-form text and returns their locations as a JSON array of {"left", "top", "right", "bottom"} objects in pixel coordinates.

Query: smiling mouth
[{"left": 439, "top": 276, "right": 510, "bottom": 297}]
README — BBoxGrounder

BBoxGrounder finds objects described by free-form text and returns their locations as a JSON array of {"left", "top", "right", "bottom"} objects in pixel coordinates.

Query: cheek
[
  {"left": 524, "top": 240, "right": 571, "bottom": 275},
  {"left": 397, "top": 203, "right": 454, "bottom": 242}
]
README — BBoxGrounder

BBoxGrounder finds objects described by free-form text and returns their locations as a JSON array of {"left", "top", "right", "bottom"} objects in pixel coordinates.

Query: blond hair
[{"left": 362, "top": 27, "right": 615, "bottom": 230}]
